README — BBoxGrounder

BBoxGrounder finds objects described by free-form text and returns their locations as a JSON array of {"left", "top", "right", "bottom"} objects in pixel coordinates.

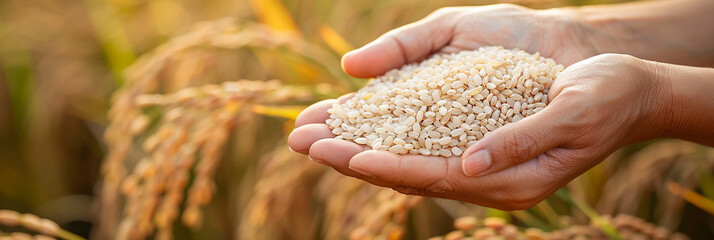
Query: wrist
[
  {"left": 636, "top": 59, "right": 678, "bottom": 141},
  {"left": 556, "top": 1, "right": 714, "bottom": 67},
  {"left": 539, "top": 6, "right": 626, "bottom": 59},
  {"left": 597, "top": 56, "right": 675, "bottom": 145},
  {"left": 647, "top": 61, "right": 714, "bottom": 145}
]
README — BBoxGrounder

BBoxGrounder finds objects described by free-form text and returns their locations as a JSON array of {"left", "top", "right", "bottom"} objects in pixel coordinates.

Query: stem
[
  {"left": 510, "top": 210, "right": 549, "bottom": 230},
  {"left": 555, "top": 189, "right": 622, "bottom": 240},
  {"left": 534, "top": 200, "right": 561, "bottom": 229},
  {"left": 57, "top": 229, "right": 87, "bottom": 240},
  {"left": 667, "top": 181, "right": 714, "bottom": 215}
]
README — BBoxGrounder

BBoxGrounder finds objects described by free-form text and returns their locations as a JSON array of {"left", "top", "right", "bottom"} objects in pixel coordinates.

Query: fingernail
[
  {"left": 288, "top": 146, "right": 296, "bottom": 153},
  {"left": 462, "top": 149, "right": 492, "bottom": 177},
  {"left": 349, "top": 166, "right": 375, "bottom": 178},
  {"left": 309, "top": 155, "right": 326, "bottom": 165}
]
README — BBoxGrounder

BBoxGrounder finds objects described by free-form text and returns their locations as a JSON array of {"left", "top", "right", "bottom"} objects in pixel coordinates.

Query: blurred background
[{"left": 0, "top": 0, "right": 713, "bottom": 239}]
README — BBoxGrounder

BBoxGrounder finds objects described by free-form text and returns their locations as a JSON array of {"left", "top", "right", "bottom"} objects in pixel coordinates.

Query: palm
[
  {"left": 444, "top": 5, "right": 594, "bottom": 66},
  {"left": 289, "top": 96, "right": 580, "bottom": 209},
  {"left": 289, "top": 4, "right": 601, "bottom": 209}
]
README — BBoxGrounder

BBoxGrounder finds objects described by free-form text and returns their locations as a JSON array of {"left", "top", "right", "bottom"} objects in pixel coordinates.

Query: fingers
[
  {"left": 461, "top": 107, "right": 569, "bottom": 177},
  {"left": 341, "top": 9, "right": 461, "bottom": 78},
  {"left": 288, "top": 124, "right": 334, "bottom": 154},
  {"left": 309, "top": 139, "right": 369, "bottom": 177},
  {"left": 486, "top": 148, "right": 589, "bottom": 210},
  {"left": 336, "top": 142, "right": 587, "bottom": 210},
  {"left": 477, "top": 157, "right": 562, "bottom": 210},
  {"left": 343, "top": 148, "right": 572, "bottom": 210},
  {"left": 309, "top": 139, "right": 395, "bottom": 186},
  {"left": 295, "top": 93, "right": 355, "bottom": 128},
  {"left": 456, "top": 152, "right": 577, "bottom": 210},
  {"left": 291, "top": 93, "right": 356, "bottom": 153},
  {"left": 348, "top": 150, "right": 461, "bottom": 191},
  {"left": 294, "top": 100, "right": 337, "bottom": 128},
  {"left": 336, "top": 93, "right": 355, "bottom": 103}
]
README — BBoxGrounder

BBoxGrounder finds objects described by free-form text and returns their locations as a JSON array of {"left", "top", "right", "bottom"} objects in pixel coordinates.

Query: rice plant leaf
[
  {"left": 555, "top": 189, "right": 622, "bottom": 240},
  {"left": 58, "top": 229, "right": 88, "bottom": 240},
  {"left": 510, "top": 210, "right": 549, "bottom": 230},
  {"left": 0, "top": 47, "right": 34, "bottom": 139},
  {"left": 486, "top": 208, "right": 510, "bottom": 221},
  {"left": 667, "top": 181, "right": 714, "bottom": 215},
  {"left": 696, "top": 146, "right": 714, "bottom": 199},
  {"left": 319, "top": 25, "right": 354, "bottom": 55},
  {"left": 84, "top": 0, "right": 136, "bottom": 86},
  {"left": 249, "top": 0, "right": 299, "bottom": 32},
  {"left": 698, "top": 172, "right": 714, "bottom": 200},
  {"left": 534, "top": 200, "right": 561, "bottom": 229},
  {"left": 252, "top": 105, "right": 305, "bottom": 120}
]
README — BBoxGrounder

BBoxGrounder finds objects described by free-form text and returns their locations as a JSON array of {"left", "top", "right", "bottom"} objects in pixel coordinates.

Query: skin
[{"left": 289, "top": 1, "right": 714, "bottom": 210}]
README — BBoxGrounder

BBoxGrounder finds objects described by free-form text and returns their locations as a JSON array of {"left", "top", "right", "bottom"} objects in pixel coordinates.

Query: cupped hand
[
  {"left": 291, "top": 53, "right": 667, "bottom": 210},
  {"left": 288, "top": 5, "right": 664, "bottom": 210},
  {"left": 341, "top": 4, "right": 613, "bottom": 78}
]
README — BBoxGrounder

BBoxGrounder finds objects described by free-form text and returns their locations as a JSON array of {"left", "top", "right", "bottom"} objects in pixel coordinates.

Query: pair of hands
[{"left": 289, "top": 4, "right": 671, "bottom": 210}]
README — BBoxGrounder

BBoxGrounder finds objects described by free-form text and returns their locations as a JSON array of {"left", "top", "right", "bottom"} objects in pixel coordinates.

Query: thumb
[
  {"left": 341, "top": 8, "right": 461, "bottom": 78},
  {"left": 461, "top": 107, "right": 567, "bottom": 177}
]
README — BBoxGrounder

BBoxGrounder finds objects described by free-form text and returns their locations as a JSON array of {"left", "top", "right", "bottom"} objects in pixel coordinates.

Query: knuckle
[
  {"left": 591, "top": 53, "right": 634, "bottom": 65},
  {"left": 492, "top": 3, "right": 525, "bottom": 11},
  {"left": 546, "top": 148, "right": 591, "bottom": 174},
  {"left": 540, "top": 154, "right": 571, "bottom": 176},
  {"left": 506, "top": 197, "right": 541, "bottom": 210},
  {"left": 502, "top": 129, "right": 538, "bottom": 163},
  {"left": 393, "top": 186, "right": 430, "bottom": 197},
  {"left": 424, "top": 179, "right": 456, "bottom": 194},
  {"left": 423, "top": 157, "right": 454, "bottom": 194},
  {"left": 492, "top": 186, "right": 544, "bottom": 211},
  {"left": 591, "top": 53, "right": 617, "bottom": 62},
  {"left": 504, "top": 191, "right": 542, "bottom": 211},
  {"left": 430, "top": 7, "right": 459, "bottom": 17},
  {"left": 381, "top": 29, "right": 400, "bottom": 41},
  {"left": 539, "top": 152, "right": 577, "bottom": 176}
]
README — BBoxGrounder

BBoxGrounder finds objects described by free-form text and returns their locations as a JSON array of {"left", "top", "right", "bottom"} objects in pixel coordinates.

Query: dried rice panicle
[{"left": 429, "top": 214, "right": 690, "bottom": 240}]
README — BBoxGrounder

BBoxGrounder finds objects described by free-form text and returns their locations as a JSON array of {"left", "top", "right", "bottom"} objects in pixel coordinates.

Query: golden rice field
[{"left": 0, "top": 0, "right": 713, "bottom": 239}]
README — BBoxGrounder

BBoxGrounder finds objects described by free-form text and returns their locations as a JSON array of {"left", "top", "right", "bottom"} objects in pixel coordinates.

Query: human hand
[
  {"left": 288, "top": 4, "right": 666, "bottom": 209},
  {"left": 340, "top": 4, "right": 614, "bottom": 78},
  {"left": 290, "top": 53, "right": 667, "bottom": 210}
]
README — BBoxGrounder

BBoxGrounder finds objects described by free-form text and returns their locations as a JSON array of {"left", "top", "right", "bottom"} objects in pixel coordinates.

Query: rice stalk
[
  {"left": 238, "top": 145, "right": 325, "bottom": 240},
  {"left": 428, "top": 214, "right": 689, "bottom": 240},
  {"left": 595, "top": 140, "right": 714, "bottom": 229},
  {"left": 112, "top": 80, "right": 311, "bottom": 240},
  {"left": 248, "top": 0, "right": 300, "bottom": 33},
  {"left": 100, "top": 17, "right": 338, "bottom": 239},
  {"left": 251, "top": 105, "right": 306, "bottom": 120},
  {"left": 0, "top": 210, "right": 84, "bottom": 240},
  {"left": 666, "top": 182, "right": 714, "bottom": 215},
  {"left": 318, "top": 25, "right": 354, "bottom": 55},
  {"left": 316, "top": 174, "right": 421, "bottom": 240}
]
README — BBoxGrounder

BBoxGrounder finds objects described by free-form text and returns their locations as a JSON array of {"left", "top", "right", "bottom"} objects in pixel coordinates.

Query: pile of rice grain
[{"left": 326, "top": 46, "right": 564, "bottom": 157}]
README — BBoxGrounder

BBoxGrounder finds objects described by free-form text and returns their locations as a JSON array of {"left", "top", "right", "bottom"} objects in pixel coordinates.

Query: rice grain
[{"left": 326, "top": 46, "right": 562, "bottom": 157}]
